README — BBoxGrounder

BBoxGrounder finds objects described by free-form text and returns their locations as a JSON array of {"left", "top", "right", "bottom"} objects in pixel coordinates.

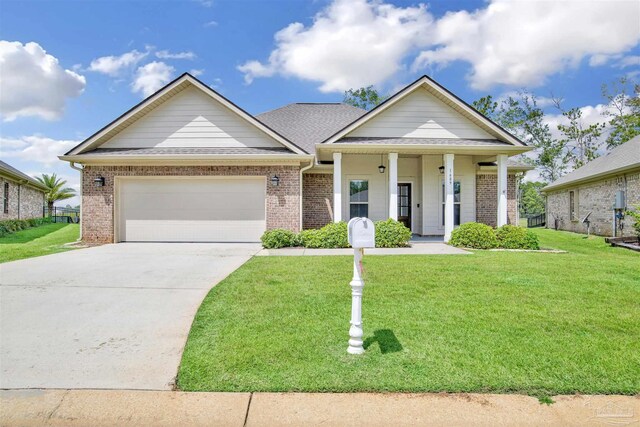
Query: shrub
[
  {"left": 449, "top": 222, "right": 498, "bottom": 249},
  {"left": 260, "top": 229, "right": 298, "bottom": 249},
  {"left": 300, "top": 221, "right": 349, "bottom": 249},
  {"left": 375, "top": 219, "right": 411, "bottom": 248},
  {"left": 0, "top": 217, "right": 51, "bottom": 238},
  {"left": 626, "top": 205, "right": 640, "bottom": 238},
  {"left": 495, "top": 225, "right": 540, "bottom": 250}
]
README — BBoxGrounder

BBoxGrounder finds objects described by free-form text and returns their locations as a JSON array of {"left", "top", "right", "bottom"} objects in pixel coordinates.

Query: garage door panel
[{"left": 119, "top": 178, "right": 266, "bottom": 242}]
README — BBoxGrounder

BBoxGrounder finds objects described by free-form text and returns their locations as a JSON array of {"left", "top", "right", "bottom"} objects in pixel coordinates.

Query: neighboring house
[
  {"left": 543, "top": 136, "right": 640, "bottom": 237},
  {"left": 60, "top": 73, "right": 532, "bottom": 244},
  {"left": 0, "top": 161, "right": 48, "bottom": 220}
]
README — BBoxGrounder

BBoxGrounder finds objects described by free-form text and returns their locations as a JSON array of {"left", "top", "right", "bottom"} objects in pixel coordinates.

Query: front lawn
[
  {"left": 0, "top": 223, "right": 80, "bottom": 263},
  {"left": 178, "top": 229, "right": 640, "bottom": 396}
]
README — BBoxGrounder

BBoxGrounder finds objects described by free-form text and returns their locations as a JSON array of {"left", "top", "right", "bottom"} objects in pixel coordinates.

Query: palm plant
[{"left": 36, "top": 173, "right": 76, "bottom": 212}]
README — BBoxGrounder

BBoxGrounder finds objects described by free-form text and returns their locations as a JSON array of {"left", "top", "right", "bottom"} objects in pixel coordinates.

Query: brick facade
[
  {"left": 475, "top": 174, "right": 518, "bottom": 227},
  {"left": 0, "top": 177, "right": 45, "bottom": 220},
  {"left": 82, "top": 165, "right": 301, "bottom": 244},
  {"left": 302, "top": 173, "right": 333, "bottom": 229},
  {"left": 545, "top": 171, "right": 639, "bottom": 237}
]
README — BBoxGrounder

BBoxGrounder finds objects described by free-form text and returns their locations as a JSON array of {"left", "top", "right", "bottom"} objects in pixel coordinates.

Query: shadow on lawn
[{"left": 363, "top": 329, "right": 403, "bottom": 354}]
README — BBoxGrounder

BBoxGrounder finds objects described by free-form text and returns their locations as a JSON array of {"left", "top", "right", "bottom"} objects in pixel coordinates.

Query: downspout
[
  {"left": 69, "top": 162, "right": 84, "bottom": 241},
  {"left": 299, "top": 160, "right": 314, "bottom": 232}
]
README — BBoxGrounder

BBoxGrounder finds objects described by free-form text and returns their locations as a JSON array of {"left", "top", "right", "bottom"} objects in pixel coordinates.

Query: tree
[
  {"left": 601, "top": 77, "right": 640, "bottom": 149},
  {"left": 36, "top": 173, "right": 76, "bottom": 212},
  {"left": 519, "top": 181, "right": 546, "bottom": 216},
  {"left": 553, "top": 98, "right": 605, "bottom": 169},
  {"left": 343, "top": 86, "right": 388, "bottom": 110},
  {"left": 472, "top": 95, "right": 497, "bottom": 117}
]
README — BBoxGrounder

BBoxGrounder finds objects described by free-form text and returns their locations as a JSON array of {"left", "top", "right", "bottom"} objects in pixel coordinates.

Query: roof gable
[
  {"left": 65, "top": 73, "right": 306, "bottom": 156},
  {"left": 323, "top": 75, "right": 526, "bottom": 147}
]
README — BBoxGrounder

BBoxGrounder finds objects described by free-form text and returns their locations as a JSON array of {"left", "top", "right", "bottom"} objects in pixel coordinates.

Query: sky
[{"left": 1, "top": 0, "right": 639, "bottom": 206}]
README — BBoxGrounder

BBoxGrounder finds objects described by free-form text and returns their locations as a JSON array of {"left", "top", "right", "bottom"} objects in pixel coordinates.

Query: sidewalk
[{"left": 2, "top": 389, "right": 638, "bottom": 427}]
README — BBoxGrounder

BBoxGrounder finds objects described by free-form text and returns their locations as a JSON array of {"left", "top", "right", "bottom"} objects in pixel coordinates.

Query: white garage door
[{"left": 118, "top": 177, "right": 266, "bottom": 242}]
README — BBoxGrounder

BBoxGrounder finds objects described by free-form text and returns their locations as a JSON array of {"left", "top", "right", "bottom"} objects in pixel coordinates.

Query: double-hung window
[
  {"left": 3, "top": 182, "right": 8, "bottom": 214},
  {"left": 349, "top": 179, "right": 369, "bottom": 218},
  {"left": 442, "top": 180, "right": 461, "bottom": 226}
]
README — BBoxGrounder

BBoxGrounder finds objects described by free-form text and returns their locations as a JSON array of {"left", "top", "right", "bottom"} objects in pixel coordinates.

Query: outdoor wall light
[
  {"left": 270, "top": 175, "right": 280, "bottom": 187},
  {"left": 378, "top": 154, "right": 386, "bottom": 174},
  {"left": 94, "top": 176, "right": 105, "bottom": 187},
  {"left": 438, "top": 166, "right": 445, "bottom": 174}
]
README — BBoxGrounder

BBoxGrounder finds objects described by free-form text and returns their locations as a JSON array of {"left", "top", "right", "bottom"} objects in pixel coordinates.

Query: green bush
[
  {"left": 260, "top": 228, "right": 298, "bottom": 249},
  {"left": 449, "top": 222, "right": 498, "bottom": 249},
  {"left": 300, "top": 221, "right": 349, "bottom": 249},
  {"left": 0, "top": 217, "right": 51, "bottom": 238},
  {"left": 374, "top": 219, "right": 411, "bottom": 248},
  {"left": 495, "top": 225, "right": 540, "bottom": 250},
  {"left": 626, "top": 205, "right": 640, "bottom": 238}
]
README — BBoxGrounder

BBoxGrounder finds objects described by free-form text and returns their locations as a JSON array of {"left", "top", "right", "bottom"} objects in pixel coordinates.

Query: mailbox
[{"left": 348, "top": 217, "right": 376, "bottom": 248}]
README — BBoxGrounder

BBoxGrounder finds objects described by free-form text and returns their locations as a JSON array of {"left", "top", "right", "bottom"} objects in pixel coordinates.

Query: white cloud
[
  {"left": 155, "top": 50, "right": 196, "bottom": 60},
  {"left": 131, "top": 61, "right": 175, "bottom": 97},
  {"left": 0, "top": 135, "right": 79, "bottom": 166},
  {"left": 88, "top": 49, "right": 148, "bottom": 76},
  {"left": 615, "top": 55, "right": 640, "bottom": 69},
  {"left": 412, "top": 0, "right": 640, "bottom": 90},
  {"left": 238, "top": 0, "right": 432, "bottom": 93},
  {"left": 0, "top": 41, "right": 86, "bottom": 121},
  {"left": 204, "top": 20, "right": 218, "bottom": 28},
  {"left": 189, "top": 68, "right": 204, "bottom": 77},
  {"left": 239, "top": 0, "right": 640, "bottom": 92}
]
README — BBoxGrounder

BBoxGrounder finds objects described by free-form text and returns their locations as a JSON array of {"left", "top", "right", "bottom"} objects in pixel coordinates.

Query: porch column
[
  {"left": 388, "top": 152, "right": 398, "bottom": 220},
  {"left": 444, "top": 153, "right": 455, "bottom": 242},
  {"left": 333, "top": 152, "right": 342, "bottom": 222},
  {"left": 497, "top": 154, "right": 508, "bottom": 227}
]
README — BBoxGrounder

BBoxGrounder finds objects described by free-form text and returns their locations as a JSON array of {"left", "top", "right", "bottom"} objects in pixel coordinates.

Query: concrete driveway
[{"left": 0, "top": 243, "right": 260, "bottom": 390}]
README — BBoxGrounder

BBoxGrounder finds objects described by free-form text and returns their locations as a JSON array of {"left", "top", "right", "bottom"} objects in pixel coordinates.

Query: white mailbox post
[{"left": 346, "top": 217, "right": 375, "bottom": 354}]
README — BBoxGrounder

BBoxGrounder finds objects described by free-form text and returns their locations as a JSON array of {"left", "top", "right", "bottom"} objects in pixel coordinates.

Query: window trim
[
  {"left": 348, "top": 178, "right": 369, "bottom": 219},
  {"left": 569, "top": 190, "right": 578, "bottom": 222}
]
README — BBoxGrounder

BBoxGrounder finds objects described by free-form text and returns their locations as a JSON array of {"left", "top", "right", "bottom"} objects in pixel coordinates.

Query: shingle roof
[
  {"left": 256, "top": 103, "right": 366, "bottom": 154},
  {"left": 543, "top": 136, "right": 640, "bottom": 191},
  {"left": 335, "top": 137, "right": 512, "bottom": 146},
  {"left": 0, "top": 160, "right": 48, "bottom": 191},
  {"left": 76, "top": 147, "right": 297, "bottom": 156}
]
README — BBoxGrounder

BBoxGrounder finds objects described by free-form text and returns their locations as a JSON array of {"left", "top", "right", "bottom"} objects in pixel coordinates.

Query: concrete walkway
[
  {"left": 0, "top": 243, "right": 260, "bottom": 390},
  {"left": 2, "top": 389, "right": 638, "bottom": 426},
  {"left": 256, "top": 243, "right": 469, "bottom": 256}
]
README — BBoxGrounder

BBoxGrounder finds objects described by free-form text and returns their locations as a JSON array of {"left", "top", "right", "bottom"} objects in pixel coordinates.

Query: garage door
[{"left": 118, "top": 177, "right": 266, "bottom": 242}]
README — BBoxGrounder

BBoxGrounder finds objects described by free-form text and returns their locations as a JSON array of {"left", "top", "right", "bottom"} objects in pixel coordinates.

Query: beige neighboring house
[
  {"left": 543, "top": 136, "right": 640, "bottom": 237},
  {"left": 60, "top": 73, "right": 533, "bottom": 244},
  {"left": 0, "top": 161, "right": 48, "bottom": 220}
]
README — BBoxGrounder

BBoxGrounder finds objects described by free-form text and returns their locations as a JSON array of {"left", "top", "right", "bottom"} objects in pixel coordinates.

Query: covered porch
[{"left": 317, "top": 144, "right": 527, "bottom": 242}]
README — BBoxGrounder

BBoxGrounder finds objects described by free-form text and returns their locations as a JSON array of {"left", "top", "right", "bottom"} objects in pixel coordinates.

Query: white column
[
  {"left": 444, "top": 153, "right": 455, "bottom": 242},
  {"left": 497, "top": 154, "right": 508, "bottom": 227},
  {"left": 333, "top": 152, "right": 342, "bottom": 222},
  {"left": 388, "top": 152, "right": 398, "bottom": 220}
]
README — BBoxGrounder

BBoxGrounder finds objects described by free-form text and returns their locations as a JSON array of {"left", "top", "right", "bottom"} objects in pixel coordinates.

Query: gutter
[
  {"left": 299, "top": 160, "right": 314, "bottom": 231},
  {"left": 69, "top": 162, "right": 84, "bottom": 241}
]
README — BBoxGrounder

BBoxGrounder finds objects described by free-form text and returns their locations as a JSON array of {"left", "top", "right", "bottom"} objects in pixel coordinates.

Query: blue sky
[{"left": 1, "top": 0, "right": 639, "bottom": 205}]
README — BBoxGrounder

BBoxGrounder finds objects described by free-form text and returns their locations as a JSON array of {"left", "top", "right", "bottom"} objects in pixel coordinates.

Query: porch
[{"left": 323, "top": 150, "right": 517, "bottom": 242}]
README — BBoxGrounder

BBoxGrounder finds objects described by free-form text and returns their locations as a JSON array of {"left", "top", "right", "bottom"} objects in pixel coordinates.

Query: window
[
  {"left": 569, "top": 190, "right": 578, "bottom": 221},
  {"left": 3, "top": 182, "right": 8, "bottom": 214},
  {"left": 349, "top": 179, "right": 369, "bottom": 218},
  {"left": 442, "top": 180, "right": 461, "bottom": 226}
]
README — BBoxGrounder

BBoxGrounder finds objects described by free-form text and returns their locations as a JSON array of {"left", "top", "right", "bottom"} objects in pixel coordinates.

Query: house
[
  {"left": 60, "top": 73, "right": 532, "bottom": 244},
  {"left": 0, "top": 161, "right": 48, "bottom": 220},
  {"left": 543, "top": 136, "right": 640, "bottom": 237}
]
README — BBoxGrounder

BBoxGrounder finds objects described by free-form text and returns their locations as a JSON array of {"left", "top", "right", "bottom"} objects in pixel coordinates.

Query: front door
[{"left": 397, "top": 183, "right": 411, "bottom": 230}]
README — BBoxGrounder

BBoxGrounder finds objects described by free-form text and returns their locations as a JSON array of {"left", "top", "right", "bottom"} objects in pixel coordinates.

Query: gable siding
[
  {"left": 101, "top": 87, "right": 282, "bottom": 149},
  {"left": 348, "top": 88, "right": 493, "bottom": 140}
]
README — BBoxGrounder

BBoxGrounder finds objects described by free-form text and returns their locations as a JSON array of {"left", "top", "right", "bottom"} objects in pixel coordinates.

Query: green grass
[
  {"left": 0, "top": 223, "right": 80, "bottom": 263},
  {"left": 178, "top": 229, "right": 640, "bottom": 396}
]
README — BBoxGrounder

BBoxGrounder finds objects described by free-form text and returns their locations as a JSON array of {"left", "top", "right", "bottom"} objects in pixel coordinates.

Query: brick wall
[
  {"left": 302, "top": 173, "right": 333, "bottom": 229},
  {"left": 0, "top": 177, "right": 44, "bottom": 220},
  {"left": 546, "top": 171, "right": 639, "bottom": 237},
  {"left": 475, "top": 174, "right": 518, "bottom": 227},
  {"left": 82, "top": 165, "right": 301, "bottom": 244}
]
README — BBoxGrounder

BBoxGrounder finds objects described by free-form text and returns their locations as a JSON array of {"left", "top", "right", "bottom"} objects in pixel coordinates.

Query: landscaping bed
[{"left": 178, "top": 228, "right": 639, "bottom": 396}]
